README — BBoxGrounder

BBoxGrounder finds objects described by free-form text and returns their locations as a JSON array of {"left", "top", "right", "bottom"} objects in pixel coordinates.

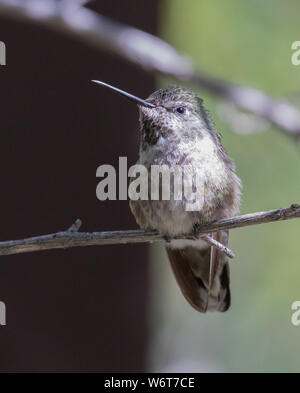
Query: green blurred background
[{"left": 149, "top": 0, "right": 300, "bottom": 373}]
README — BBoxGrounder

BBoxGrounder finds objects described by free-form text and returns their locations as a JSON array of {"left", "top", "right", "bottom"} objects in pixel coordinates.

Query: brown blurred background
[{"left": 0, "top": 1, "right": 159, "bottom": 372}]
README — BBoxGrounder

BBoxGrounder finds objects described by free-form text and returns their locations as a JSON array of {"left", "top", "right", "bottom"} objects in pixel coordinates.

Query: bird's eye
[{"left": 176, "top": 107, "right": 185, "bottom": 114}]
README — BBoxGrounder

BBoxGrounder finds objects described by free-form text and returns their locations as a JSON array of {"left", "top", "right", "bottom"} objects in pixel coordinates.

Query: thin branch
[
  {"left": 67, "top": 219, "right": 82, "bottom": 233},
  {"left": 0, "top": 204, "right": 299, "bottom": 257},
  {"left": 202, "top": 234, "right": 234, "bottom": 259},
  {"left": 0, "top": 0, "right": 300, "bottom": 139}
]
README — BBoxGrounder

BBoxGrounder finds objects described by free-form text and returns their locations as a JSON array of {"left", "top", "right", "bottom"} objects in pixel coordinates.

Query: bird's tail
[{"left": 165, "top": 231, "right": 230, "bottom": 312}]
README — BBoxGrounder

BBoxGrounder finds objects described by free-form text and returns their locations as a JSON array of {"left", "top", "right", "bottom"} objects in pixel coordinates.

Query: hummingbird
[{"left": 92, "top": 80, "right": 241, "bottom": 313}]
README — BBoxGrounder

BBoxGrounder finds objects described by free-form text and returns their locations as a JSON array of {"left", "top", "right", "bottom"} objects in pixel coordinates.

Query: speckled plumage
[
  {"left": 129, "top": 86, "right": 242, "bottom": 313},
  {"left": 130, "top": 86, "right": 241, "bottom": 235}
]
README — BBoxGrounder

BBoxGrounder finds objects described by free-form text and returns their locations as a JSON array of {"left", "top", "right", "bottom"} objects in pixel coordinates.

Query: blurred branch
[
  {"left": 216, "top": 101, "right": 271, "bottom": 135},
  {"left": 0, "top": 204, "right": 299, "bottom": 257},
  {"left": 0, "top": 0, "right": 300, "bottom": 139}
]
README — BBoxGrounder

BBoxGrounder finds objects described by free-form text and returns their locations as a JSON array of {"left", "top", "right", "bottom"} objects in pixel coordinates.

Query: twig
[
  {"left": 0, "top": 0, "right": 300, "bottom": 138},
  {"left": 0, "top": 204, "right": 299, "bottom": 257},
  {"left": 202, "top": 234, "right": 234, "bottom": 259},
  {"left": 67, "top": 219, "right": 82, "bottom": 233}
]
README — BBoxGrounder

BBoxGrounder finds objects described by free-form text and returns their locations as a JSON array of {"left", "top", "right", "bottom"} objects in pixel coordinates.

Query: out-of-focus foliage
[{"left": 149, "top": 0, "right": 300, "bottom": 373}]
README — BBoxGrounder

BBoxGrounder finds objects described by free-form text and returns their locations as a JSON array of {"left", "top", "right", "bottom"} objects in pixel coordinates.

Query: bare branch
[
  {"left": 216, "top": 101, "right": 271, "bottom": 135},
  {"left": 0, "top": 204, "right": 299, "bottom": 257},
  {"left": 0, "top": 0, "right": 300, "bottom": 138},
  {"left": 202, "top": 234, "right": 235, "bottom": 259},
  {"left": 67, "top": 219, "right": 82, "bottom": 233}
]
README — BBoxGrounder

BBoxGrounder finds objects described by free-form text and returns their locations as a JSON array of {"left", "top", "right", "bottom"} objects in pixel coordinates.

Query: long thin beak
[{"left": 92, "top": 80, "right": 155, "bottom": 108}]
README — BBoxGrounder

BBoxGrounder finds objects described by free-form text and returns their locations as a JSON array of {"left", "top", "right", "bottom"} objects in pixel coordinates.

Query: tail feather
[{"left": 166, "top": 231, "right": 230, "bottom": 313}]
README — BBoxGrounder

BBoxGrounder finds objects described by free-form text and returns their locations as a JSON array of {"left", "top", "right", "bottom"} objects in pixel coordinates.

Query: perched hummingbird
[{"left": 93, "top": 80, "right": 241, "bottom": 313}]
